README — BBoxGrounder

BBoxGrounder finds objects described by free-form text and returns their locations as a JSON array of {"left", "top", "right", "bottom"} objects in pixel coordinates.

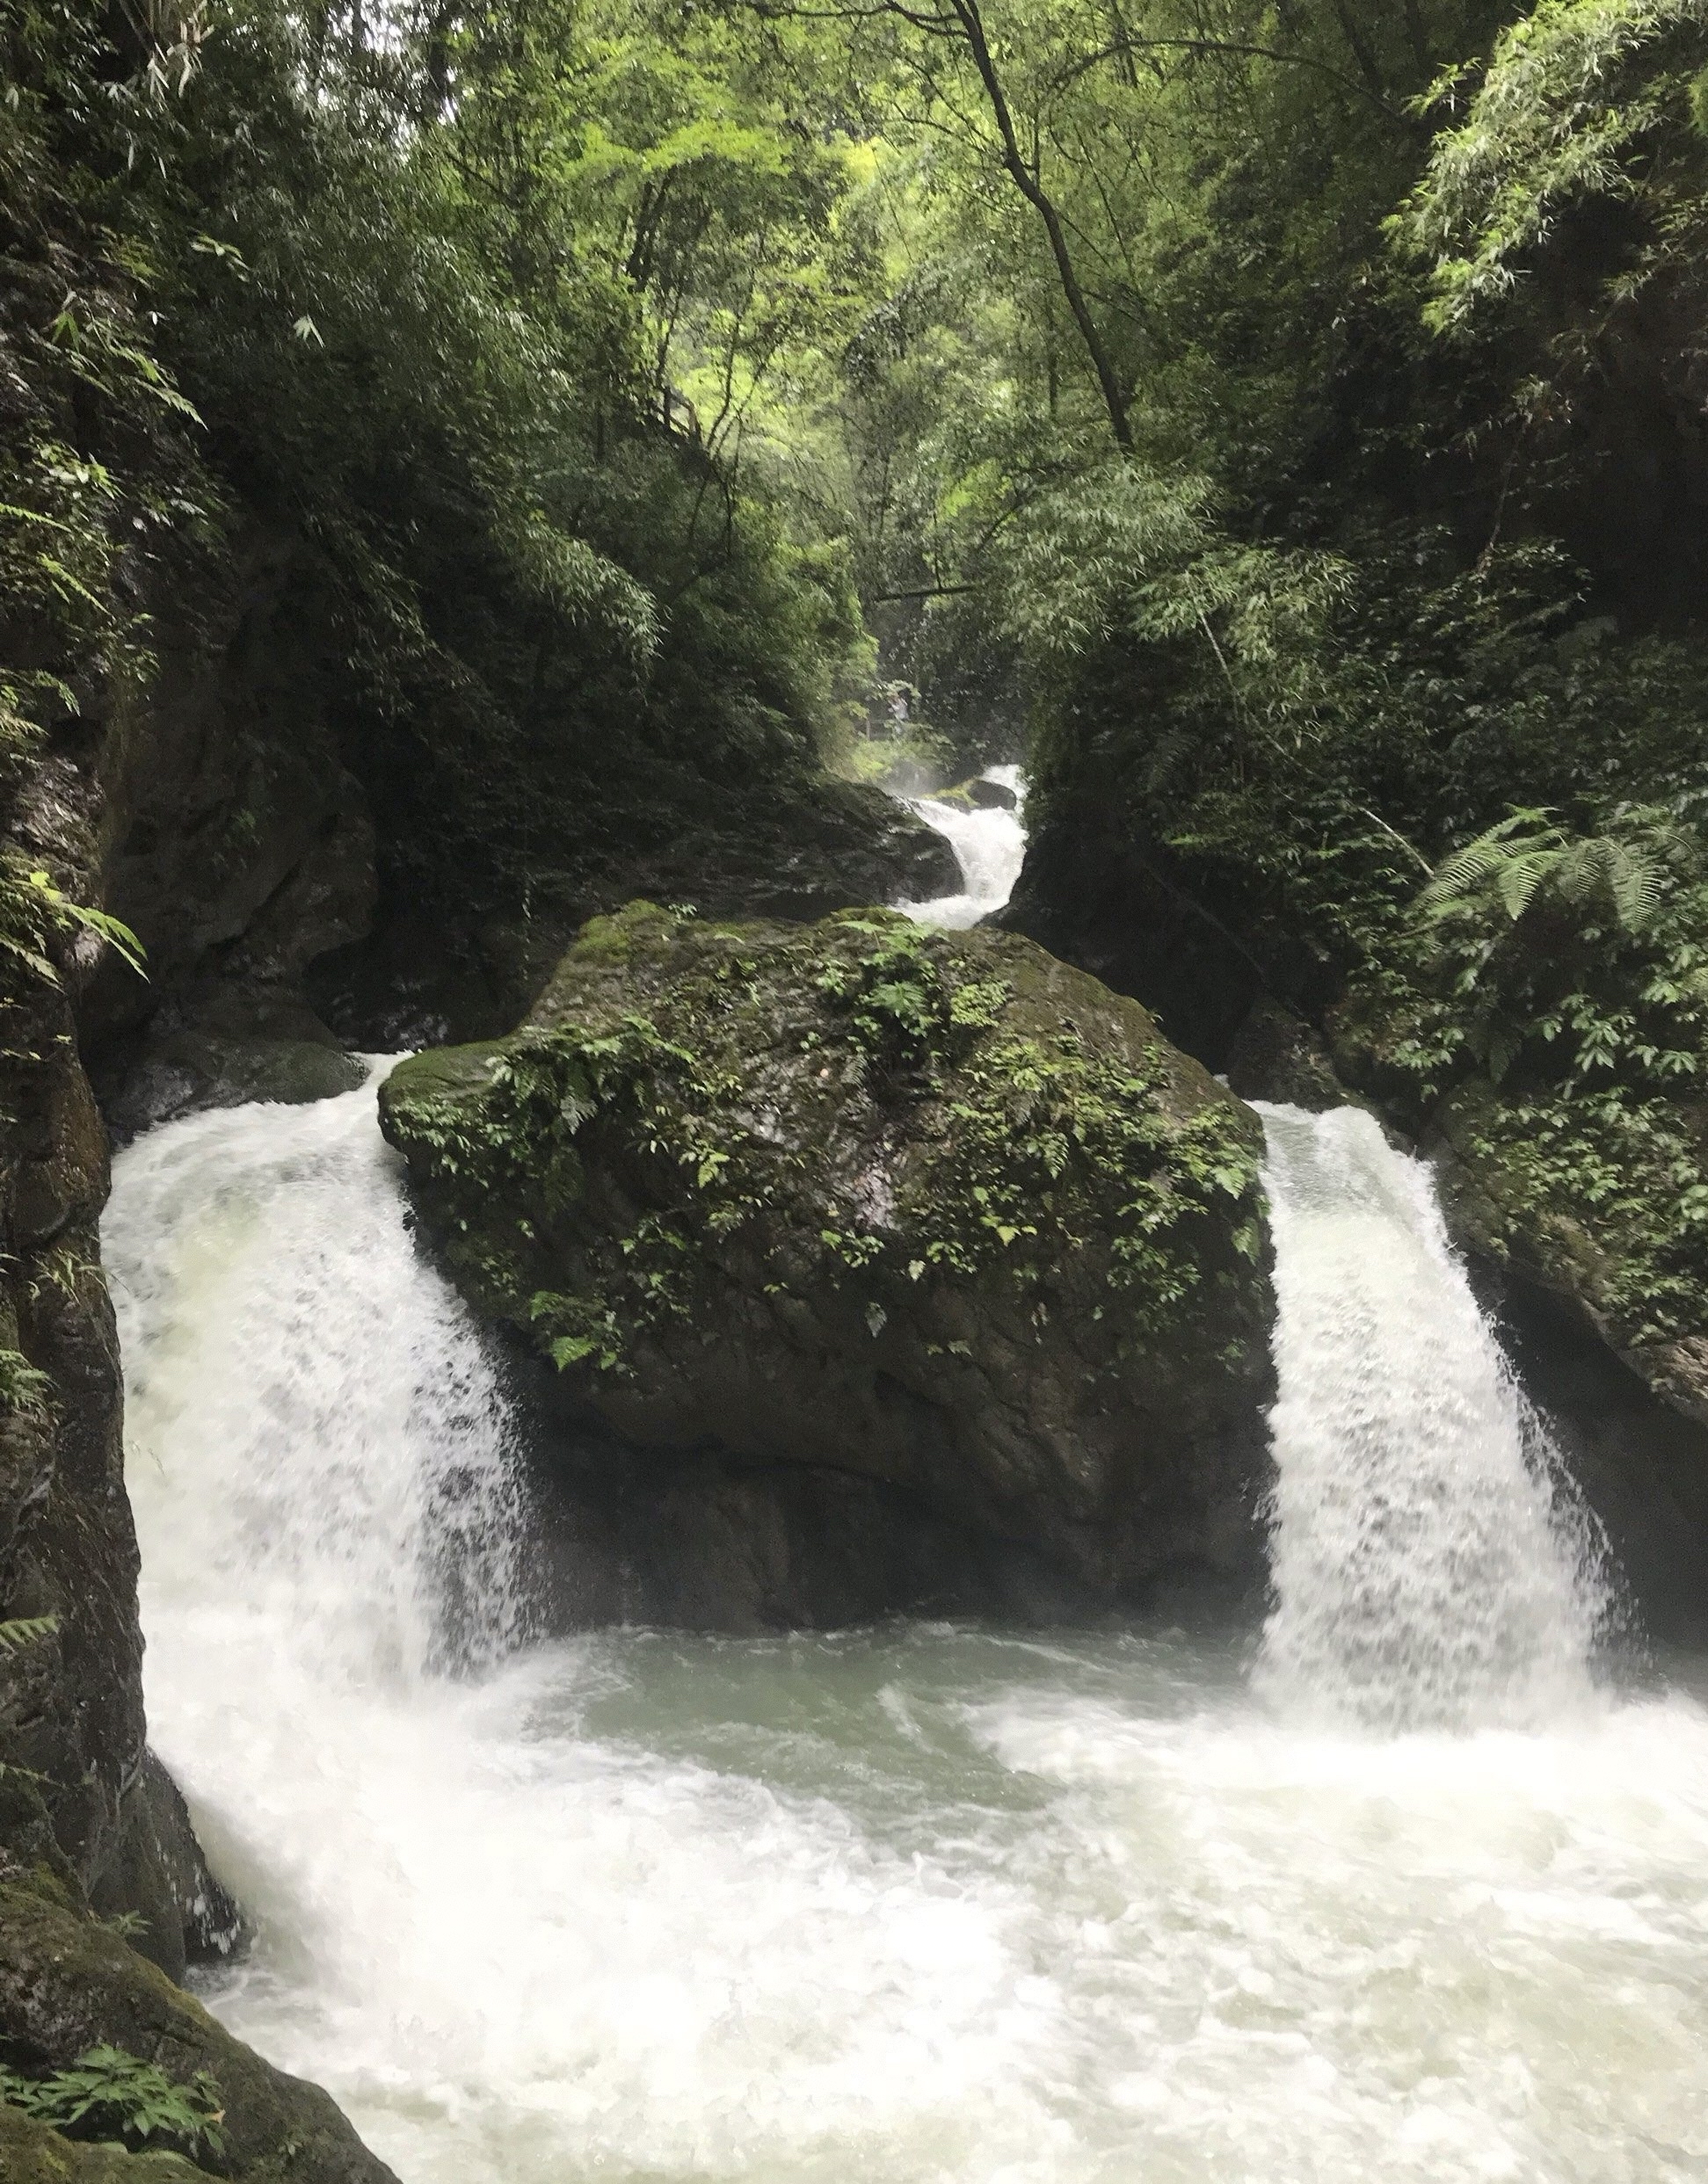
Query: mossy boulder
[
  {"left": 0, "top": 2102, "right": 200, "bottom": 2181},
  {"left": 0, "top": 1866, "right": 395, "bottom": 2182},
  {"left": 381, "top": 903, "right": 1276, "bottom": 1605},
  {"left": 1329, "top": 985, "right": 1708, "bottom": 1426}
]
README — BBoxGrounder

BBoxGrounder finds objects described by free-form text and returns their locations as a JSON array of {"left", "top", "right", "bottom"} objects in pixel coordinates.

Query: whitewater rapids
[
  {"left": 898, "top": 762, "right": 1026, "bottom": 926},
  {"left": 103, "top": 1070, "right": 1708, "bottom": 2183}
]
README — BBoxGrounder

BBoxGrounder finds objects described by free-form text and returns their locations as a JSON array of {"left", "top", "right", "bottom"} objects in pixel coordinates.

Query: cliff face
[{"left": 0, "top": 719, "right": 405, "bottom": 2179}]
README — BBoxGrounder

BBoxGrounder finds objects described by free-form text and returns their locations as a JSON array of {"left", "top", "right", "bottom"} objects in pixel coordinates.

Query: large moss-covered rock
[{"left": 382, "top": 903, "right": 1276, "bottom": 1607}]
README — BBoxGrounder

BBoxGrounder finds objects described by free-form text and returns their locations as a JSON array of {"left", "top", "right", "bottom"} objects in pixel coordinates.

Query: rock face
[
  {"left": 382, "top": 903, "right": 1277, "bottom": 1616},
  {"left": 0, "top": 1864, "right": 396, "bottom": 2181},
  {"left": 0, "top": 758, "right": 228, "bottom": 1982},
  {"left": 1002, "top": 806, "right": 1326, "bottom": 1070},
  {"left": 0, "top": 626, "right": 389, "bottom": 2177}
]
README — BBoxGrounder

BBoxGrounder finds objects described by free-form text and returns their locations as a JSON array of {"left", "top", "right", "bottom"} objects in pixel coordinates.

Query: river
[{"left": 101, "top": 788, "right": 1708, "bottom": 2184}]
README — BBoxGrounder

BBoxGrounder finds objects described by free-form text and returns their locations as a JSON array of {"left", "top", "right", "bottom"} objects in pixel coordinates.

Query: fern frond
[
  {"left": 0, "top": 1614, "right": 59, "bottom": 1657},
  {"left": 1419, "top": 809, "right": 1563, "bottom": 917}
]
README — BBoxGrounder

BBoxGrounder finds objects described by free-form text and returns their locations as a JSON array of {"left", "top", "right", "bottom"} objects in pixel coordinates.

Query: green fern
[
  {"left": 0, "top": 1349, "right": 51, "bottom": 1421},
  {"left": 0, "top": 1614, "right": 60, "bottom": 1658},
  {"left": 1421, "top": 807, "right": 1685, "bottom": 934}
]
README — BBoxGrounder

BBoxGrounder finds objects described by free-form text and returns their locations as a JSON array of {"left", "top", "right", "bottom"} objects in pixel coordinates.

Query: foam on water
[
  {"left": 104, "top": 1066, "right": 1708, "bottom": 2184},
  {"left": 897, "top": 762, "right": 1026, "bottom": 927}
]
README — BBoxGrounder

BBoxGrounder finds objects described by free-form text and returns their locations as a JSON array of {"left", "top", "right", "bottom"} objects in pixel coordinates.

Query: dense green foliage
[
  {"left": 0, "top": 2044, "right": 224, "bottom": 2160},
  {"left": 790, "top": 0, "right": 1708, "bottom": 1346},
  {"left": 10, "top": 0, "right": 1708, "bottom": 1339},
  {"left": 0, "top": 0, "right": 895, "bottom": 966}
]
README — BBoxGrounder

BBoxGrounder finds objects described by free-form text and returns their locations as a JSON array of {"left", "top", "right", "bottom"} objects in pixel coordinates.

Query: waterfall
[
  {"left": 898, "top": 762, "right": 1026, "bottom": 927},
  {"left": 1254, "top": 1102, "right": 1611, "bottom": 1731},
  {"left": 100, "top": 1067, "right": 1708, "bottom": 2183},
  {"left": 106, "top": 1063, "right": 525, "bottom": 1694}
]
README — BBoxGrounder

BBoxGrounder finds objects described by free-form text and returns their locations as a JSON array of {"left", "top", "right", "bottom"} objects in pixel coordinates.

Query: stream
[
  {"left": 897, "top": 763, "right": 1027, "bottom": 926},
  {"left": 102, "top": 789, "right": 1708, "bottom": 2184}
]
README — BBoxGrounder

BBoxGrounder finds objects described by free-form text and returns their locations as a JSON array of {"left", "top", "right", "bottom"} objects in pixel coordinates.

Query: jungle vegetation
[{"left": 8, "top": 0, "right": 1708, "bottom": 1329}]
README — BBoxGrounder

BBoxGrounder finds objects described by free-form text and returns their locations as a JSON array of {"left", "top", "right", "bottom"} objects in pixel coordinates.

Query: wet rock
[
  {"left": 932, "top": 775, "right": 1018, "bottom": 814},
  {"left": 313, "top": 775, "right": 960, "bottom": 1048},
  {"left": 1, "top": 707, "right": 252, "bottom": 2139},
  {"left": 88, "top": 1755, "right": 243, "bottom": 1984},
  {"left": 1481, "top": 1272, "right": 1708, "bottom": 1643},
  {"left": 0, "top": 1869, "right": 396, "bottom": 2182},
  {"left": 960, "top": 774, "right": 1018, "bottom": 812},
  {"left": 382, "top": 902, "right": 1277, "bottom": 1615},
  {"left": 100, "top": 1020, "right": 365, "bottom": 1143},
  {"left": 1000, "top": 808, "right": 1328, "bottom": 1069},
  {"left": 0, "top": 2103, "right": 201, "bottom": 2182},
  {"left": 1225, "top": 998, "right": 1350, "bottom": 1115},
  {"left": 510, "top": 1417, "right": 1097, "bottom": 1632}
]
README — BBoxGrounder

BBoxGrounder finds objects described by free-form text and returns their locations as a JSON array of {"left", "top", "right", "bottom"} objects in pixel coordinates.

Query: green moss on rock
[
  {"left": 0, "top": 2102, "right": 201, "bottom": 2182},
  {"left": 0, "top": 1869, "right": 396, "bottom": 2182},
  {"left": 382, "top": 903, "right": 1277, "bottom": 1600}
]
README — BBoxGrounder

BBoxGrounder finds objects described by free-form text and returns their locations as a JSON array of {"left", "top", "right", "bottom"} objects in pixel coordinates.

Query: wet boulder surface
[
  {"left": 382, "top": 903, "right": 1277, "bottom": 1620},
  {"left": 0, "top": 1859, "right": 397, "bottom": 2184}
]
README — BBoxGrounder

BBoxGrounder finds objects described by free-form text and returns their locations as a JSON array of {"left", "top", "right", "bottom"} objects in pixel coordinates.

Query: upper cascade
[
  {"left": 1255, "top": 1102, "right": 1613, "bottom": 1731},
  {"left": 898, "top": 764, "right": 1027, "bottom": 928}
]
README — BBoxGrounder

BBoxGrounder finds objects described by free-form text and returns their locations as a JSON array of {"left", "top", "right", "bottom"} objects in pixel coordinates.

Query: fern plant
[
  {"left": 1419, "top": 805, "right": 1689, "bottom": 932},
  {"left": 0, "top": 1615, "right": 59, "bottom": 1658},
  {"left": 0, "top": 1351, "right": 51, "bottom": 1422},
  {"left": 1406, "top": 804, "right": 1708, "bottom": 1089}
]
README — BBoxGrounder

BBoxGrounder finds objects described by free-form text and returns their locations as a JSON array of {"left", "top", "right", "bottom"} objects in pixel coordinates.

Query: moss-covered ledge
[
  {"left": 381, "top": 901, "right": 1277, "bottom": 1603},
  {"left": 0, "top": 1861, "right": 396, "bottom": 2183},
  {"left": 1422, "top": 1076, "right": 1708, "bottom": 1428},
  {"left": 0, "top": 2101, "right": 201, "bottom": 2182}
]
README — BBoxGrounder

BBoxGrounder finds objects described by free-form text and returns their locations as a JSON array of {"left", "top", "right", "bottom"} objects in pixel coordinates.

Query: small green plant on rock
[
  {"left": 0, "top": 1615, "right": 58, "bottom": 1658},
  {"left": 0, "top": 2044, "right": 225, "bottom": 2160},
  {"left": 0, "top": 1351, "right": 51, "bottom": 1421}
]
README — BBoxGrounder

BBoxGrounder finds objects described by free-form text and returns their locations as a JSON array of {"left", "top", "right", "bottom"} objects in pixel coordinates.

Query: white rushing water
[
  {"left": 105, "top": 1077, "right": 1708, "bottom": 2184},
  {"left": 1254, "top": 1102, "right": 1611, "bottom": 1731},
  {"left": 898, "top": 762, "right": 1026, "bottom": 926}
]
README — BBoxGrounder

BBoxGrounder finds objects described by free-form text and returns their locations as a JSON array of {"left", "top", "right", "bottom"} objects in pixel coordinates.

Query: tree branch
[{"left": 947, "top": 0, "right": 1133, "bottom": 449}]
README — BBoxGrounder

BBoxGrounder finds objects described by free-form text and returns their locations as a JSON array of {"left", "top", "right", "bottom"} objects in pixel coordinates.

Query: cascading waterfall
[
  {"left": 1254, "top": 1103, "right": 1610, "bottom": 1730},
  {"left": 105, "top": 1063, "right": 1708, "bottom": 2182},
  {"left": 897, "top": 762, "right": 1026, "bottom": 926},
  {"left": 108, "top": 1064, "right": 524, "bottom": 1692}
]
